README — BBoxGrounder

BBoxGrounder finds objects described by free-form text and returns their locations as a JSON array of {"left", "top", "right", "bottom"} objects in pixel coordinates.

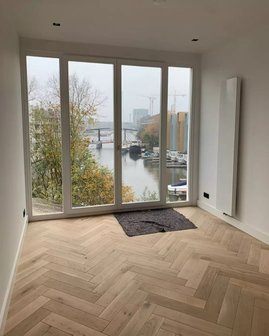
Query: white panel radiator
[{"left": 216, "top": 77, "right": 241, "bottom": 216}]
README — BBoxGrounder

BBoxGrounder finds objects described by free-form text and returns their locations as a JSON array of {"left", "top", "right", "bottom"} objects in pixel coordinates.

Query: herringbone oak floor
[{"left": 4, "top": 207, "right": 269, "bottom": 336}]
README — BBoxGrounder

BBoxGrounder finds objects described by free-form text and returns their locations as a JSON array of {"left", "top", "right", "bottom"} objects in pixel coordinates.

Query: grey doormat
[{"left": 114, "top": 208, "right": 197, "bottom": 237}]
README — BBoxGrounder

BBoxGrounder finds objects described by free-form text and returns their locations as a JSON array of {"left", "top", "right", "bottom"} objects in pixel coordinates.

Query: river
[{"left": 91, "top": 143, "right": 187, "bottom": 201}]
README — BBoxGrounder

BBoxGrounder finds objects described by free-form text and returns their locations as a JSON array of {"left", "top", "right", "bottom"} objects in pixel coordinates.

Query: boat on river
[
  {"left": 167, "top": 180, "right": 187, "bottom": 196},
  {"left": 166, "top": 161, "right": 187, "bottom": 168},
  {"left": 167, "top": 150, "right": 187, "bottom": 164},
  {"left": 121, "top": 144, "right": 129, "bottom": 154},
  {"left": 129, "top": 140, "right": 142, "bottom": 154}
]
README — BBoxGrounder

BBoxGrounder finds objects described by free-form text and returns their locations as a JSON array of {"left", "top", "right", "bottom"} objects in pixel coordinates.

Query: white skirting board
[
  {"left": 198, "top": 200, "right": 269, "bottom": 245},
  {"left": 0, "top": 216, "right": 28, "bottom": 336}
]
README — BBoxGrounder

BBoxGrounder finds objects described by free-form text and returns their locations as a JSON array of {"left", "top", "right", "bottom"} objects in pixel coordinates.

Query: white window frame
[{"left": 21, "top": 50, "right": 198, "bottom": 221}]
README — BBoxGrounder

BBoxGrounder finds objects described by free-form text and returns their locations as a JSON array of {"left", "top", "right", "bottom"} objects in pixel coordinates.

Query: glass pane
[
  {"left": 68, "top": 61, "right": 115, "bottom": 207},
  {"left": 121, "top": 65, "right": 161, "bottom": 203},
  {"left": 26, "top": 56, "right": 63, "bottom": 215},
  {"left": 166, "top": 67, "right": 192, "bottom": 202}
]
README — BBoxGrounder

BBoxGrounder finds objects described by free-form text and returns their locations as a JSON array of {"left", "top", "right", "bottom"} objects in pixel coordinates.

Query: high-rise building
[
  {"left": 133, "top": 108, "right": 149, "bottom": 126},
  {"left": 167, "top": 111, "right": 188, "bottom": 153}
]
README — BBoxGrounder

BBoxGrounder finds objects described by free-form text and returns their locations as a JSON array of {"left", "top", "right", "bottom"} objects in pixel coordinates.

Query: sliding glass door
[{"left": 25, "top": 56, "right": 193, "bottom": 219}]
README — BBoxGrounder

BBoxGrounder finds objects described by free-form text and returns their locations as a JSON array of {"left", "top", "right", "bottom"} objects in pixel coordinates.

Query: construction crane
[
  {"left": 169, "top": 91, "right": 186, "bottom": 113},
  {"left": 140, "top": 91, "right": 186, "bottom": 115},
  {"left": 140, "top": 95, "right": 157, "bottom": 116}
]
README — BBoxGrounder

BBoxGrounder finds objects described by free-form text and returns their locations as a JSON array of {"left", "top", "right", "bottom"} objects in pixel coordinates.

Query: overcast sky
[{"left": 27, "top": 56, "right": 192, "bottom": 123}]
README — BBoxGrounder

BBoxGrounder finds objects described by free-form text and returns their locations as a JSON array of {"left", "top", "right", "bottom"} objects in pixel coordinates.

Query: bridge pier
[
  {"left": 96, "top": 141, "right": 102, "bottom": 149},
  {"left": 89, "top": 127, "right": 138, "bottom": 149},
  {"left": 123, "top": 129, "right": 127, "bottom": 142}
]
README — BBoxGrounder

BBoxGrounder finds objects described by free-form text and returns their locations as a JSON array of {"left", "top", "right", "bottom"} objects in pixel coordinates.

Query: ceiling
[{"left": 4, "top": 0, "right": 269, "bottom": 53}]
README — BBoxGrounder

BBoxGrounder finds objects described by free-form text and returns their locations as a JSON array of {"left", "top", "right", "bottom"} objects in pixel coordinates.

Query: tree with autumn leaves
[
  {"left": 29, "top": 74, "right": 134, "bottom": 208},
  {"left": 137, "top": 114, "right": 160, "bottom": 150}
]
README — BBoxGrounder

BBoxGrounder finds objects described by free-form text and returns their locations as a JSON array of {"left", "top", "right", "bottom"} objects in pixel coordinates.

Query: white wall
[
  {"left": 199, "top": 24, "right": 269, "bottom": 242},
  {"left": 0, "top": 3, "right": 26, "bottom": 333},
  {"left": 21, "top": 37, "right": 200, "bottom": 67}
]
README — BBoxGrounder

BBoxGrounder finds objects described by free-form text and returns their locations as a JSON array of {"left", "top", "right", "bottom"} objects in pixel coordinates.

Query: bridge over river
[{"left": 86, "top": 127, "right": 138, "bottom": 148}]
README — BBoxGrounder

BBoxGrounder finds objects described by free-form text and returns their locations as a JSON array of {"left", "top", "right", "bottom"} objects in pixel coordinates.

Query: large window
[
  {"left": 121, "top": 65, "right": 162, "bottom": 203},
  {"left": 25, "top": 56, "right": 194, "bottom": 219},
  {"left": 68, "top": 61, "right": 115, "bottom": 208},
  {"left": 166, "top": 67, "right": 192, "bottom": 203},
  {"left": 26, "top": 56, "right": 63, "bottom": 215}
]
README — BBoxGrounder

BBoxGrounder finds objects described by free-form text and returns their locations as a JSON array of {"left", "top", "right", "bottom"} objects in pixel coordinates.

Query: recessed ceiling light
[
  {"left": 53, "top": 22, "right": 61, "bottom": 27},
  {"left": 192, "top": 38, "right": 199, "bottom": 42}
]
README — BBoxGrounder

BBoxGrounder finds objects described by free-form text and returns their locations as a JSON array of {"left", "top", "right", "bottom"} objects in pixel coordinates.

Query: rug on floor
[{"left": 114, "top": 208, "right": 197, "bottom": 237}]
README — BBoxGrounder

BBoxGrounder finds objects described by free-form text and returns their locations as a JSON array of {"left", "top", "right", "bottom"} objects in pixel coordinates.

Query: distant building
[
  {"left": 167, "top": 112, "right": 188, "bottom": 153},
  {"left": 138, "top": 111, "right": 188, "bottom": 153},
  {"left": 133, "top": 108, "right": 149, "bottom": 126}
]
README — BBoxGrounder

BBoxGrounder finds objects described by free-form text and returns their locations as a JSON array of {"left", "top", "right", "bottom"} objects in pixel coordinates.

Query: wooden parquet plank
[
  {"left": 127, "top": 255, "right": 171, "bottom": 270},
  {"left": 217, "top": 283, "right": 241, "bottom": 328},
  {"left": 251, "top": 305, "right": 269, "bottom": 336},
  {"left": 156, "top": 329, "right": 176, "bottom": 336},
  {"left": 43, "top": 278, "right": 100, "bottom": 302},
  {"left": 90, "top": 255, "right": 127, "bottom": 285},
  {"left": 43, "top": 326, "right": 70, "bottom": 335},
  {"left": 178, "top": 256, "right": 209, "bottom": 289},
  {"left": 93, "top": 263, "right": 132, "bottom": 295},
  {"left": 96, "top": 271, "right": 136, "bottom": 307},
  {"left": 137, "top": 314, "right": 164, "bottom": 336},
  {"left": 23, "top": 322, "right": 50, "bottom": 336},
  {"left": 154, "top": 305, "right": 232, "bottom": 336},
  {"left": 104, "top": 290, "right": 148, "bottom": 336},
  {"left": 42, "top": 313, "right": 105, "bottom": 336},
  {"left": 255, "top": 298, "right": 269, "bottom": 310},
  {"left": 44, "top": 262, "right": 93, "bottom": 281},
  {"left": 155, "top": 234, "right": 177, "bottom": 256},
  {"left": 139, "top": 283, "right": 205, "bottom": 308},
  {"left": 4, "top": 296, "right": 49, "bottom": 333},
  {"left": 232, "top": 289, "right": 255, "bottom": 336},
  {"left": 130, "top": 265, "right": 182, "bottom": 284},
  {"left": 229, "top": 277, "right": 269, "bottom": 295},
  {"left": 163, "top": 239, "right": 187, "bottom": 264},
  {"left": 8, "top": 285, "right": 48, "bottom": 318},
  {"left": 194, "top": 266, "right": 218, "bottom": 300},
  {"left": 228, "top": 232, "right": 243, "bottom": 253},
  {"left": 161, "top": 318, "right": 216, "bottom": 336},
  {"left": 221, "top": 229, "right": 234, "bottom": 247},
  {"left": 259, "top": 249, "right": 269, "bottom": 274},
  {"left": 16, "top": 259, "right": 49, "bottom": 282},
  {"left": 248, "top": 243, "right": 262, "bottom": 267},
  {"left": 237, "top": 237, "right": 252, "bottom": 262},
  {"left": 99, "top": 280, "right": 141, "bottom": 320},
  {"left": 5, "top": 308, "right": 51, "bottom": 336},
  {"left": 13, "top": 268, "right": 49, "bottom": 292},
  {"left": 218, "top": 266, "right": 269, "bottom": 288},
  {"left": 170, "top": 246, "right": 193, "bottom": 271},
  {"left": 11, "top": 275, "right": 49, "bottom": 304},
  {"left": 203, "top": 274, "right": 230, "bottom": 322},
  {"left": 43, "top": 288, "right": 104, "bottom": 316},
  {"left": 44, "top": 270, "right": 96, "bottom": 291},
  {"left": 43, "top": 254, "right": 90, "bottom": 273},
  {"left": 117, "top": 300, "right": 156, "bottom": 336},
  {"left": 134, "top": 274, "right": 192, "bottom": 295},
  {"left": 45, "top": 247, "right": 87, "bottom": 265},
  {"left": 43, "top": 300, "right": 109, "bottom": 331},
  {"left": 147, "top": 293, "right": 205, "bottom": 320}
]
